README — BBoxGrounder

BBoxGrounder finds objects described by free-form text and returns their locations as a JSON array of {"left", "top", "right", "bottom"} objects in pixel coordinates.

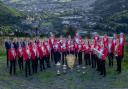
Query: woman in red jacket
[{"left": 8, "top": 44, "right": 17, "bottom": 75}]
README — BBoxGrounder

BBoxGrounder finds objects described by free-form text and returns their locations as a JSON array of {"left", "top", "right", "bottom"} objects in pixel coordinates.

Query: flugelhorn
[{"left": 93, "top": 48, "right": 103, "bottom": 59}]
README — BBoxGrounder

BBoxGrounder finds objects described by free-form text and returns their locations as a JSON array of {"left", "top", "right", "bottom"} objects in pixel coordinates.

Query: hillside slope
[
  {"left": 0, "top": 1, "right": 23, "bottom": 25},
  {"left": 92, "top": 0, "right": 128, "bottom": 34}
]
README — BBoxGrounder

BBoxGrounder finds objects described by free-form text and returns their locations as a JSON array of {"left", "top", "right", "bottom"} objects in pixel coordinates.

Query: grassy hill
[
  {"left": 0, "top": 1, "right": 26, "bottom": 35},
  {"left": 0, "top": 1, "right": 23, "bottom": 25},
  {"left": 92, "top": 0, "right": 128, "bottom": 34},
  {"left": 0, "top": 1, "right": 21, "bottom": 16}
]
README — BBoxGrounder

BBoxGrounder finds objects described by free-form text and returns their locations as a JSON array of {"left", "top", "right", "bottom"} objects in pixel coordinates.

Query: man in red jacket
[
  {"left": 30, "top": 43, "right": 38, "bottom": 74},
  {"left": 115, "top": 39, "right": 123, "bottom": 73},
  {"left": 93, "top": 32, "right": 100, "bottom": 43},
  {"left": 60, "top": 37, "right": 68, "bottom": 64},
  {"left": 8, "top": 44, "right": 17, "bottom": 75},
  {"left": 91, "top": 39, "right": 98, "bottom": 68},
  {"left": 83, "top": 37, "right": 91, "bottom": 66},
  {"left": 48, "top": 32, "right": 56, "bottom": 62},
  {"left": 102, "top": 34, "right": 108, "bottom": 48},
  {"left": 53, "top": 39, "right": 61, "bottom": 64},
  {"left": 98, "top": 43, "right": 108, "bottom": 77},
  {"left": 38, "top": 42, "right": 45, "bottom": 71},
  {"left": 108, "top": 39, "right": 115, "bottom": 67},
  {"left": 23, "top": 44, "right": 31, "bottom": 77},
  {"left": 17, "top": 44, "right": 23, "bottom": 70},
  {"left": 119, "top": 33, "right": 125, "bottom": 58},
  {"left": 44, "top": 41, "right": 51, "bottom": 68}
]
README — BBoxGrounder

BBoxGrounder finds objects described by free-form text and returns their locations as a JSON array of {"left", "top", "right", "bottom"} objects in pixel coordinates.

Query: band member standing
[
  {"left": 91, "top": 39, "right": 98, "bottom": 68},
  {"left": 102, "top": 34, "right": 108, "bottom": 48},
  {"left": 38, "top": 42, "right": 45, "bottom": 71},
  {"left": 99, "top": 43, "right": 108, "bottom": 77},
  {"left": 30, "top": 43, "right": 38, "bottom": 74},
  {"left": 93, "top": 32, "right": 100, "bottom": 42},
  {"left": 44, "top": 41, "right": 51, "bottom": 68},
  {"left": 76, "top": 42, "right": 83, "bottom": 66},
  {"left": 53, "top": 39, "right": 61, "bottom": 64},
  {"left": 83, "top": 38, "right": 91, "bottom": 66},
  {"left": 61, "top": 38, "right": 68, "bottom": 64},
  {"left": 48, "top": 32, "right": 56, "bottom": 62},
  {"left": 67, "top": 35, "right": 72, "bottom": 54},
  {"left": 5, "top": 38, "right": 11, "bottom": 68},
  {"left": 23, "top": 45, "right": 31, "bottom": 77},
  {"left": 17, "top": 44, "right": 24, "bottom": 70},
  {"left": 119, "top": 33, "right": 125, "bottom": 58},
  {"left": 115, "top": 39, "right": 123, "bottom": 73},
  {"left": 8, "top": 44, "right": 17, "bottom": 75},
  {"left": 108, "top": 40, "right": 115, "bottom": 67}
]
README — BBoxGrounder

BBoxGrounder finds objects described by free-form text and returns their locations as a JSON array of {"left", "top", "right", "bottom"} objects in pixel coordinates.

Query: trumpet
[{"left": 93, "top": 48, "right": 103, "bottom": 59}]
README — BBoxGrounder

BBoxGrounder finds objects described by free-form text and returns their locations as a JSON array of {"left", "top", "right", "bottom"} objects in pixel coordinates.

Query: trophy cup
[
  {"left": 56, "top": 62, "right": 61, "bottom": 75},
  {"left": 63, "top": 56, "right": 67, "bottom": 73}
]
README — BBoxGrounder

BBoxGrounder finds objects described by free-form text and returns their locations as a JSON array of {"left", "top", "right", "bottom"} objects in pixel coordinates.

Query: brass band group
[{"left": 5, "top": 32, "right": 125, "bottom": 77}]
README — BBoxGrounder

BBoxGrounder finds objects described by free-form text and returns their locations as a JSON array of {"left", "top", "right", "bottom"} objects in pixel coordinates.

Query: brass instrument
[{"left": 93, "top": 48, "right": 103, "bottom": 59}]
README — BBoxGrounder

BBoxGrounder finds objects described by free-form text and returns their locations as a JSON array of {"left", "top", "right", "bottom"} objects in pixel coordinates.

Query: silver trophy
[{"left": 56, "top": 62, "right": 61, "bottom": 75}]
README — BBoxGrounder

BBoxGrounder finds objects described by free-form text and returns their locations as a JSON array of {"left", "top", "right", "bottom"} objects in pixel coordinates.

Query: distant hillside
[
  {"left": 93, "top": 0, "right": 128, "bottom": 34},
  {"left": 93, "top": 0, "right": 128, "bottom": 18},
  {"left": 0, "top": 1, "right": 23, "bottom": 25}
]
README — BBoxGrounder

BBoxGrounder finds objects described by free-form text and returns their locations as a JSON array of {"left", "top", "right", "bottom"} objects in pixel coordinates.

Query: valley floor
[{"left": 0, "top": 54, "right": 128, "bottom": 89}]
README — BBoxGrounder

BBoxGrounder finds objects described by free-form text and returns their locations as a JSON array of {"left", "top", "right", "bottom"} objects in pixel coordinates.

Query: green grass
[{"left": 0, "top": 45, "right": 128, "bottom": 89}]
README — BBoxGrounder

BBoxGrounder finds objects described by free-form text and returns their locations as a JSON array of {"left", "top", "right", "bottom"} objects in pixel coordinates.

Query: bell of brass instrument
[{"left": 93, "top": 48, "right": 103, "bottom": 59}]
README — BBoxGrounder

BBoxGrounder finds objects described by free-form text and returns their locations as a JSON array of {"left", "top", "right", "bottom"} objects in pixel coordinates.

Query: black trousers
[
  {"left": 18, "top": 56, "right": 24, "bottom": 70},
  {"left": 100, "top": 60, "right": 106, "bottom": 76},
  {"left": 54, "top": 52, "right": 61, "bottom": 64},
  {"left": 62, "top": 51, "right": 67, "bottom": 65},
  {"left": 97, "top": 58, "right": 101, "bottom": 72},
  {"left": 122, "top": 46, "right": 124, "bottom": 59},
  {"left": 9, "top": 59, "right": 16, "bottom": 75},
  {"left": 43, "top": 56, "right": 51, "bottom": 68},
  {"left": 31, "top": 59, "right": 38, "bottom": 74},
  {"left": 116, "top": 56, "right": 122, "bottom": 73},
  {"left": 51, "top": 48, "right": 54, "bottom": 62},
  {"left": 25, "top": 60, "right": 31, "bottom": 77},
  {"left": 78, "top": 52, "right": 82, "bottom": 65},
  {"left": 40, "top": 57, "right": 45, "bottom": 71},
  {"left": 6, "top": 50, "right": 9, "bottom": 68},
  {"left": 45, "top": 56, "right": 51, "bottom": 68},
  {"left": 92, "top": 54, "right": 97, "bottom": 68},
  {"left": 108, "top": 53, "right": 114, "bottom": 67},
  {"left": 84, "top": 53, "right": 91, "bottom": 66}
]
